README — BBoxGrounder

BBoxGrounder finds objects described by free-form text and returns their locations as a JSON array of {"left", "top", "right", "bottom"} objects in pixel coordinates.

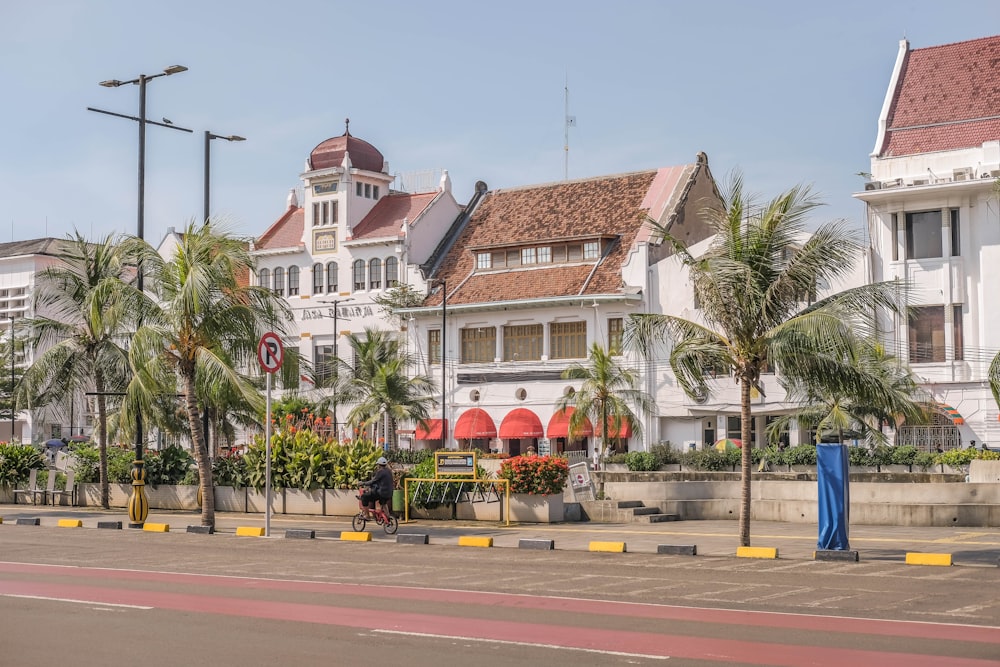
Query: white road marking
[{"left": 0, "top": 593, "right": 152, "bottom": 610}]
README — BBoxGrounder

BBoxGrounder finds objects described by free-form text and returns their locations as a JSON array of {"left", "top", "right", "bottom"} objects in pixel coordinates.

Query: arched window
[
  {"left": 352, "top": 260, "right": 365, "bottom": 291},
  {"left": 326, "top": 262, "right": 338, "bottom": 293},
  {"left": 312, "top": 263, "right": 323, "bottom": 294},
  {"left": 258, "top": 268, "right": 270, "bottom": 289},
  {"left": 273, "top": 267, "right": 285, "bottom": 296},
  {"left": 369, "top": 258, "right": 382, "bottom": 290},
  {"left": 287, "top": 266, "right": 300, "bottom": 296},
  {"left": 385, "top": 256, "right": 399, "bottom": 287}
]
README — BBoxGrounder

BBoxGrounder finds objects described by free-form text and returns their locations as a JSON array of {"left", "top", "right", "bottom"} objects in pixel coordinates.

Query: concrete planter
[
  {"left": 282, "top": 488, "right": 325, "bottom": 515},
  {"left": 508, "top": 493, "right": 564, "bottom": 523},
  {"left": 409, "top": 503, "right": 455, "bottom": 520},
  {"left": 245, "top": 488, "right": 280, "bottom": 514},
  {"left": 324, "top": 489, "right": 360, "bottom": 516},
  {"left": 79, "top": 483, "right": 132, "bottom": 507},
  {"left": 213, "top": 486, "right": 246, "bottom": 512},
  {"left": 146, "top": 484, "right": 199, "bottom": 510},
  {"left": 456, "top": 500, "right": 501, "bottom": 521}
]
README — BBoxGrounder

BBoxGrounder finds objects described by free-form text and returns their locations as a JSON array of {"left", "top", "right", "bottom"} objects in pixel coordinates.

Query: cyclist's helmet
[{"left": 377, "top": 457, "right": 388, "bottom": 465}]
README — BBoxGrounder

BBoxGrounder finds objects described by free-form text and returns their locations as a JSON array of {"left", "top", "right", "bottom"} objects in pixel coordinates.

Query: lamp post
[
  {"left": 90, "top": 65, "right": 190, "bottom": 529},
  {"left": 316, "top": 296, "right": 352, "bottom": 438},
  {"left": 202, "top": 130, "right": 245, "bottom": 457}
]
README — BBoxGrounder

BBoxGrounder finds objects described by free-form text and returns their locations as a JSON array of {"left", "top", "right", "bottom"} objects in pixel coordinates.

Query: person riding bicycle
[{"left": 360, "top": 457, "right": 393, "bottom": 519}]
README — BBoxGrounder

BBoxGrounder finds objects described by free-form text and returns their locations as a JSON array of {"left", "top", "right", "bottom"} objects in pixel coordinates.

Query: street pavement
[{"left": 3, "top": 502, "right": 999, "bottom": 566}]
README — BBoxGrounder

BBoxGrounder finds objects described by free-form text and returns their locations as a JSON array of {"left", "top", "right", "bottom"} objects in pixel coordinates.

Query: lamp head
[
  {"left": 99, "top": 79, "right": 123, "bottom": 88},
  {"left": 163, "top": 65, "right": 188, "bottom": 75}
]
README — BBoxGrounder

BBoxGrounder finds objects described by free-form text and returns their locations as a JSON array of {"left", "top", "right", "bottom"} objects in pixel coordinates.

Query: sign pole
[{"left": 265, "top": 370, "right": 272, "bottom": 538}]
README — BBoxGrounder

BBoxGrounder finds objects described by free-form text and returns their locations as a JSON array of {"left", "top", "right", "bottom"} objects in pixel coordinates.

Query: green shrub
[
  {"left": 624, "top": 451, "right": 659, "bottom": 471},
  {"left": 69, "top": 443, "right": 136, "bottom": 484},
  {"left": 784, "top": 444, "right": 817, "bottom": 466},
  {"left": 244, "top": 432, "right": 381, "bottom": 491},
  {"left": 680, "top": 449, "right": 732, "bottom": 471},
  {"left": 605, "top": 453, "right": 627, "bottom": 465},
  {"left": 913, "top": 451, "right": 938, "bottom": 471},
  {"left": 650, "top": 443, "right": 679, "bottom": 466},
  {"left": 0, "top": 444, "right": 46, "bottom": 486},
  {"left": 386, "top": 447, "right": 434, "bottom": 465},
  {"left": 212, "top": 453, "right": 248, "bottom": 487},
  {"left": 889, "top": 445, "right": 918, "bottom": 466},
  {"left": 145, "top": 445, "right": 194, "bottom": 486}
]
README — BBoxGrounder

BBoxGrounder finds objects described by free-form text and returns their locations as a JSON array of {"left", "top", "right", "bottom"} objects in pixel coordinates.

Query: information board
[
  {"left": 434, "top": 451, "right": 477, "bottom": 478},
  {"left": 568, "top": 461, "right": 595, "bottom": 501}
]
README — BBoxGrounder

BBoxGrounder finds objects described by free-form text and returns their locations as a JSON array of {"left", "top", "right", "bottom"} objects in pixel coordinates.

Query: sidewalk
[{"left": 3, "top": 503, "right": 999, "bottom": 566}]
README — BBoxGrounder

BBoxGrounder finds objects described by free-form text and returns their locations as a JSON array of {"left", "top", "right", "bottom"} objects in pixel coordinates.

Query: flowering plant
[{"left": 499, "top": 455, "right": 569, "bottom": 495}]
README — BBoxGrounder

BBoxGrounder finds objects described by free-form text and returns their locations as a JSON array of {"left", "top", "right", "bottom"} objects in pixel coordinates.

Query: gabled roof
[
  {"left": 0, "top": 238, "right": 75, "bottom": 259},
  {"left": 425, "top": 165, "right": 700, "bottom": 307},
  {"left": 879, "top": 35, "right": 1000, "bottom": 157},
  {"left": 349, "top": 192, "right": 438, "bottom": 242},
  {"left": 255, "top": 206, "right": 304, "bottom": 251}
]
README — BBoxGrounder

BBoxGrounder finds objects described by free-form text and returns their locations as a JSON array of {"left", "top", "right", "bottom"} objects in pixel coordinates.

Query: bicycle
[{"left": 352, "top": 485, "right": 398, "bottom": 534}]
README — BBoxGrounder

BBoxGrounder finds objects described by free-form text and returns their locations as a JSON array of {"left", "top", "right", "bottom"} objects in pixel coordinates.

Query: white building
[
  {"left": 855, "top": 35, "right": 1000, "bottom": 450},
  {"left": 250, "top": 123, "right": 466, "bottom": 433}
]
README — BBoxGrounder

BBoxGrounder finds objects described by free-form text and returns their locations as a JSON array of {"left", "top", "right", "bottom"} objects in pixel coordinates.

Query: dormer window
[
  {"left": 583, "top": 241, "right": 600, "bottom": 259},
  {"left": 471, "top": 237, "right": 612, "bottom": 272},
  {"left": 521, "top": 247, "right": 537, "bottom": 265},
  {"left": 476, "top": 252, "right": 492, "bottom": 270}
]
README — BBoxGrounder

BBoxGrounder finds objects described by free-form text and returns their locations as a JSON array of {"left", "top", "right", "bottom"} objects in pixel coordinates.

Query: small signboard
[
  {"left": 569, "top": 461, "right": 595, "bottom": 501},
  {"left": 537, "top": 438, "right": 551, "bottom": 456},
  {"left": 435, "top": 451, "right": 477, "bottom": 478}
]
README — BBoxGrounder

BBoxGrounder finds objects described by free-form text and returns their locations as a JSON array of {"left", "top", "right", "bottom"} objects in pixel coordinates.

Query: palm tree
[
  {"left": 989, "top": 351, "right": 1000, "bottom": 415},
  {"left": 557, "top": 343, "right": 655, "bottom": 466},
  {"left": 340, "top": 327, "right": 436, "bottom": 446},
  {"left": 628, "top": 173, "right": 906, "bottom": 546},
  {"left": 128, "top": 221, "right": 292, "bottom": 527},
  {"left": 18, "top": 232, "right": 148, "bottom": 508},
  {"left": 774, "top": 339, "right": 928, "bottom": 447}
]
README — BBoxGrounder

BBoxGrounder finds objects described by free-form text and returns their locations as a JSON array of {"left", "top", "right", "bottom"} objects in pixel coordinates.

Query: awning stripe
[{"left": 937, "top": 402, "right": 965, "bottom": 425}]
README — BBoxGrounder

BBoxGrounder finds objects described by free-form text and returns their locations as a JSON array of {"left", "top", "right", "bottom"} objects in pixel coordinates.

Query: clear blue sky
[{"left": 1, "top": 1, "right": 997, "bottom": 246}]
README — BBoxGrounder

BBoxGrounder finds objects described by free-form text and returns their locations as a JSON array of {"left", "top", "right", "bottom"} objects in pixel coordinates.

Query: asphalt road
[{"left": 1, "top": 506, "right": 999, "bottom": 665}]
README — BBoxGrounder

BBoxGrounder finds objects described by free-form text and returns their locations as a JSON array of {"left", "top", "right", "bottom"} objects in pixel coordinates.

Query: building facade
[{"left": 855, "top": 35, "right": 1000, "bottom": 450}]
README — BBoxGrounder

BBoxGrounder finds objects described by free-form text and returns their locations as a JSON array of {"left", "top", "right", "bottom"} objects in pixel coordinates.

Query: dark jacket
[{"left": 364, "top": 466, "right": 394, "bottom": 498}]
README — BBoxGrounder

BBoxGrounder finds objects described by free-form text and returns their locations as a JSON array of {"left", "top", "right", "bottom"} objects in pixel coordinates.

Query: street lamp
[
  {"left": 89, "top": 65, "right": 190, "bottom": 529},
  {"left": 431, "top": 279, "right": 447, "bottom": 449},
  {"left": 202, "top": 130, "right": 245, "bottom": 457},
  {"left": 316, "top": 296, "right": 353, "bottom": 437}
]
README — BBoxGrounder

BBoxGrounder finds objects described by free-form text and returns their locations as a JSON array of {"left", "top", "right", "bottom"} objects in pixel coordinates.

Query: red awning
[
  {"left": 596, "top": 416, "right": 633, "bottom": 439},
  {"left": 499, "top": 408, "right": 544, "bottom": 439},
  {"left": 547, "top": 407, "right": 594, "bottom": 438},
  {"left": 414, "top": 419, "right": 447, "bottom": 440},
  {"left": 453, "top": 408, "right": 497, "bottom": 439}
]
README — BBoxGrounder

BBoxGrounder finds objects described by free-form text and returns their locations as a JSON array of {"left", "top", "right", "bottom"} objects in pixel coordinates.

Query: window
[
  {"left": 503, "top": 324, "right": 543, "bottom": 361},
  {"left": 353, "top": 260, "right": 365, "bottom": 291},
  {"left": 385, "top": 256, "right": 399, "bottom": 287},
  {"left": 373, "top": 186, "right": 379, "bottom": 200},
  {"left": 314, "top": 344, "right": 335, "bottom": 387},
  {"left": 550, "top": 321, "right": 587, "bottom": 359},
  {"left": 461, "top": 327, "right": 496, "bottom": 363},
  {"left": 608, "top": 318, "right": 624, "bottom": 355},
  {"left": 273, "top": 267, "right": 285, "bottom": 296},
  {"left": 258, "top": 268, "right": 270, "bottom": 289},
  {"left": 365, "top": 183, "right": 371, "bottom": 198},
  {"left": 521, "top": 247, "right": 537, "bottom": 265},
  {"left": 312, "top": 263, "right": 323, "bottom": 294},
  {"left": 908, "top": 305, "right": 945, "bottom": 363},
  {"left": 537, "top": 246, "right": 552, "bottom": 263},
  {"left": 312, "top": 202, "right": 319, "bottom": 226},
  {"left": 476, "top": 252, "right": 492, "bottom": 270},
  {"left": 950, "top": 209, "right": 959, "bottom": 256},
  {"left": 356, "top": 182, "right": 363, "bottom": 197},
  {"left": 369, "top": 258, "right": 382, "bottom": 290},
  {"left": 905, "top": 210, "right": 942, "bottom": 259},
  {"left": 428, "top": 329, "right": 441, "bottom": 365},
  {"left": 287, "top": 266, "right": 300, "bottom": 296},
  {"left": 953, "top": 304, "right": 964, "bottom": 361},
  {"left": 583, "top": 241, "right": 600, "bottom": 259},
  {"left": 326, "top": 262, "right": 338, "bottom": 293}
]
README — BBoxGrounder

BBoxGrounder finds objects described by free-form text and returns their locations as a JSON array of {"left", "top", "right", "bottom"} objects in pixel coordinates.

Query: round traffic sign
[{"left": 257, "top": 332, "right": 284, "bottom": 373}]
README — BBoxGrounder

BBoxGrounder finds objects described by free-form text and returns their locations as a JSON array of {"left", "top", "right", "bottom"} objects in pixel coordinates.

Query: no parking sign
[{"left": 257, "top": 332, "right": 284, "bottom": 373}]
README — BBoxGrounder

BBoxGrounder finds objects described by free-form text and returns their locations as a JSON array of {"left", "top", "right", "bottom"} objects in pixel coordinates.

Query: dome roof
[{"left": 309, "top": 119, "right": 385, "bottom": 173}]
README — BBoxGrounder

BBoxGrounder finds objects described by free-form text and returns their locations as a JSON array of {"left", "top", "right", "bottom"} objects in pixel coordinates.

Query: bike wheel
[
  {"left": 383, "top": 513, "right": 398, "bottom": 535},
  {"left": 351, "top": 513, "right": 366, "bottom": 532}
]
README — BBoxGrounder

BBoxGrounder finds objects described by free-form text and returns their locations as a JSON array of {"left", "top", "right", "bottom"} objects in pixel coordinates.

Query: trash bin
[{"left": 392, "top": 489, "right": 404, "bottom": 512}]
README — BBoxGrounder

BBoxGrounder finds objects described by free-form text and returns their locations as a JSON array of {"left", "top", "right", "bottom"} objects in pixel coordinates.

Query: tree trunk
[
  {"left": 182, "top": 371, "right": 214, "bottom": 527},
  {"left": 95, "top": 371, "right": 109, "bottom": 510},
  {"left": 739, "top": 378, "right": 753, "bottom": 547}
]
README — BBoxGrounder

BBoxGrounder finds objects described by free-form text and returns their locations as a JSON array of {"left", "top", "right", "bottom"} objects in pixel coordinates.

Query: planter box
[
  {"left": 146, "top": 485, "right": 199, "bottom": 511},
  {"left": 508, "top": 493, "right": 564, "bottom": 523},
  {"left": 79, "top": 483, "right": 132, "bottom": 507},
  {"left": 324, "top": 489, "right": 360, "bottom": 516},
  {"left": 282, "top": 488, "right": 325, "bottom": 515},
  {"left": 213, "top": 486, "right": 246, "bottom": 512},
  {"left": 409, "top": 504, "right": 455, "bottom": 520},
  {"left": 245, "top": 488, "right": 280, "bottom": 514},
  {"left": 456, "top": 500, "right": 502, "bottom": 521}
]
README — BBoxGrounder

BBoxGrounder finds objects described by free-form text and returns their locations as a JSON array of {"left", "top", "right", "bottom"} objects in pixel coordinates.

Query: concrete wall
[{"left": 598, "top": 471, "right": 1000, "bottom": 527}]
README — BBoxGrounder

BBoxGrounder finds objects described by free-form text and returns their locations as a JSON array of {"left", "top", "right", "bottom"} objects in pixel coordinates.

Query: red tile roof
[
  {"left": 256, "top": 206, "right": 304, "bottom": 251},
  {"left": 349, "top": 192, "right": 438, "bottom": 241},
  {"left": 426, "top": 167, "right": 698, "bottom": 307},
  {"left": 309, "top": 132, "right": 385, "bottom": 173},
  {"left": 880, "top": 35, "right": 1000, "bottom": 156}
]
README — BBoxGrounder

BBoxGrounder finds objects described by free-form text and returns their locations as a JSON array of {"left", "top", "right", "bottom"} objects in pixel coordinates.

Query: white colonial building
[{"left": 855, "top": 35, "right": 1000, "bottom": 450}]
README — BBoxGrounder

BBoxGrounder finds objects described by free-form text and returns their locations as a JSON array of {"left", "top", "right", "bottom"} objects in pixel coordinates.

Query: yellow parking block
[
  {"left": 340, "top": 531, "right": 373, "bottom": 542},
  {"left": 737, "top": 546, "right": 779, "bottom": 559},
  {"left": 589, "top": 541, "right": 627, "bottom": 553},
  {"left": 143, "top": 523, "right": 170, "bottom": 533},
  {"left": 905, "top": 552, "right": 952, "bottom": 566},
  {"left": 57, "top": 519, "right": 83, "bottom": 528},
  {"left": 458, "top": 536, "right": 493, "bottom": 548},
  {"left": 235, "top": 526, "right": 265, "bottom": 537}
]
